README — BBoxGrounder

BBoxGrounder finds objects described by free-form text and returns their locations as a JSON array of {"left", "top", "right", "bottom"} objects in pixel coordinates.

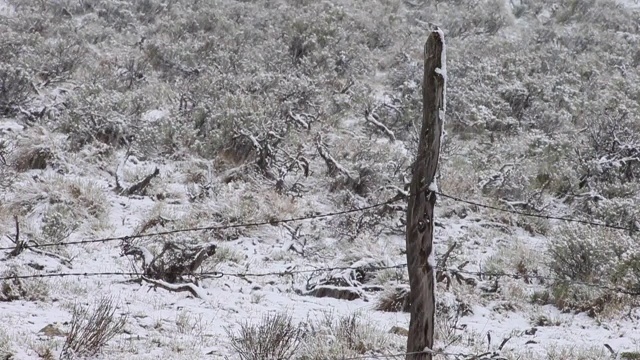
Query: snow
[
  {"left": 434, "top": 27, "right": 447, "bottom": 114},
  {"left": 2, "top": 1, "right": 640, "bottom": 359},
  {"left": 3, "top": 164, "right": 640, "bottom": 358},
  {"left": 142, "top": 109, "right": 168, "bottom": 123},
  {"left": 618, "top": 0, "right": 640, "bottom": 8},
  {"left": 0, "top": 0, "right": 14, "bottom": 16},
  {"left": 428, "top": 180, "right": 438, "bottom": 192},
  {"left": 0, "top": 120, "right": 23, "bottom": 134}
]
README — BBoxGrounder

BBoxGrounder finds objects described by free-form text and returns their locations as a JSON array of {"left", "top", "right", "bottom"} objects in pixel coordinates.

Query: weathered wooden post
[{"left": 405, "top": 28, "right": 446, "bottom": 360}]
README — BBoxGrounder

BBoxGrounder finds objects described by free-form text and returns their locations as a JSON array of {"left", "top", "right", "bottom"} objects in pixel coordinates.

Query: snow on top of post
[
  {"left": 433, "top": 27, "right": 447, "bottom": 114},
  {"left": 428, "top": 180, "right": 439, "bottom": 192},
  {"left": 432, "top": 27, "right": 447, "bottom": 159}
]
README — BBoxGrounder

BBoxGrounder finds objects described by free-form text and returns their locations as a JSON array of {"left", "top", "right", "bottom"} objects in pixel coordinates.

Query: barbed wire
[
  {"left": 436, "top": 192, "right": 634, "bottom": 231},
  {"left": 1, "top": 190, "right": 635, "bottom": 253},
  {"left": 2, "top": 263, "right": 639, "bottom": 296},
  {"left": 339, "top": 349, "right": 505, "bottom": 359},
  {"left": 451, "top": 269, "right": 640, "bottom": 296},
  {"left": 0, "top": 195, "right": 405, "bottom": 251},
  {"left": 0, "top": 264, "right": 408, "bottom": 282}
]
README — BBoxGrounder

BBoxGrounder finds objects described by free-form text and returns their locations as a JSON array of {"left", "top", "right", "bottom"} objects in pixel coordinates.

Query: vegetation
[{"left": 0, "top": 0, "right": 638, "bottom": 358}]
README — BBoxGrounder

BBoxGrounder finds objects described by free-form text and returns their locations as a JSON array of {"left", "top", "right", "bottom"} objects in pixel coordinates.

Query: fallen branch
[
  {"left": 114, "top": 147, "right": 132, "bottom": 192},
  {"left": 114, "top": 148, "right": 160, "bottom": 196},
  {"left": 365, "top": 108, "right": 396, "bottom": 142},
  {"left": 316, "top": 136, "right": 352, "bottom": 179},
  {"left": 140, "top": 276, "right": 207, "bottom": 299},
  {"left": 121, "top": 241, "right": 216, "bottom": 285},
  {"left": 26, "top": 239, "right": 73, "bottom": 266},
  {"left": 122, "top": 167, "right": 160, "bottom": 196}
]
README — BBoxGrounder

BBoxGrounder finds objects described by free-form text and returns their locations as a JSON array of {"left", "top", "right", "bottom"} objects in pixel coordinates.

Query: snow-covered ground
[
  {"left": 2, "top": 167, "right": 639, "bottom": 359},
  {"left": 1, "top": 0, "right": 640, "bottom": 359},
  {"left": 619, "top": 0, "right": 640, "bottom": 9}
]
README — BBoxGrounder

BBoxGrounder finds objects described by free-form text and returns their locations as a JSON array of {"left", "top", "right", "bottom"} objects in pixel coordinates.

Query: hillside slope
[{"left": 1, "top": 0, "right": 640, "bottom": 359}]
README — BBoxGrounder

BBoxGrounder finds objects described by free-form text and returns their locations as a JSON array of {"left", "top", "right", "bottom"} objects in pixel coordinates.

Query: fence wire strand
[
  {"left": 2, "top": 191, "right": 640, "bottom": 297},
  {"left": 2, "top": 264, "right": 638, "bottom": 296},
  {"left": 1, "top": 190, "right": 635, "bottom": 253}
]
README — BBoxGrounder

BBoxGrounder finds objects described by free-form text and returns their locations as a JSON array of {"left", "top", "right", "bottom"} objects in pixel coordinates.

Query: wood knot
[{"left": 417, "top": 219, "right": 427, "bottom": 232}]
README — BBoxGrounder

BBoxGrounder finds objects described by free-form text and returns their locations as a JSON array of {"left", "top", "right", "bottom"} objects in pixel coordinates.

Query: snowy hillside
[{"left": 1, "top": 0, "right": 640, "bottom": 359}]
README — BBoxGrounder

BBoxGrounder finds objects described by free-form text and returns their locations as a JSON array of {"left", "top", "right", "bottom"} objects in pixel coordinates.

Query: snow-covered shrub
[
  {"left": 41, "top": 204, "right": 79, "bottom": 242},
  {"left": 544, "top": 224, "right": 640, "bottom": 315},
  {"left": 227, "top": 312, "right": 303, "bottom": 360},
  {"left": 10, "top": 174, "right": 110, "bottom": 242},
  {"left": 39, "top": 38, "right": 86, "bottom": 84},
  {"left": 375, "top": 285, "right": 410, "bottom": 312},
  {"left": 444, "top": 0, "right": 515, "bottom": 38},
  {"left": 298, "top": 312, "right": 392, "bottom": 359},
  {"left": 0, "top": 268, "right": 49, "bottom": 302},
  {"left": 0, "top": 67, "right": 32, "bottom": 116},
  {"left": 0, "top": 328, "right": 11, "bottom": 359},
  {"left": 61, "top": 297, "right": 127, "bottom": 359},
  {"left": 12, "top": 146, "right": 53, "bottom": 172},
  {"left": 583, "top": 111, "right": 640, "bottom": 187},
  {"left": 548, "top": 226, "right": 616, "bottom": 283},
  {"left": 0, "top": 140, "right": 16, "bottom": 190}
]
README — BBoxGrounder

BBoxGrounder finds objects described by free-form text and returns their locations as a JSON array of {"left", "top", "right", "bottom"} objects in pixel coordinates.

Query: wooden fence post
[{"left": 405, "top": 28, "right": 446, "bottom": 360}]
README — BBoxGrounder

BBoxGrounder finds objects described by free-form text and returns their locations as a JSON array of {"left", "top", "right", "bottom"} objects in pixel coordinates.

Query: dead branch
[
  {"left": 316, "top": 136, "right": 352, "bottom": 179},
  {"left": 122, "top": 167, "right": 160, "bottom": 196},
  {"left": 6, "top": 216, "right": 26, "bottom": 257},
  {"left": 121, "top": 244, "right": 155, "bottom": 271},
  {"left": 26, "top": 239, "right": 72, "bottom": 266},
  {"left": 4, "top": 216, "right": 72, "bottom": 265},
  {"left": 287, "top": 110, "right": 310, "bottom": 130},
  {"left": 113, "top": 147, "right": 159, "bottom": 196},
  {"left": 365, "top": 107, "right": 396, "bottom": 142},
  {"left": 114, "top": 147, "right": 132, "bottom": 192},
  {"left": 187, "top": 242, "right": 218, "bottom": 274},
  {"left": 140, "top": 276, "right": 206, "bottom": 299},
  {"left": 121, "top": 241, "right": 216, "bottom": 284}
]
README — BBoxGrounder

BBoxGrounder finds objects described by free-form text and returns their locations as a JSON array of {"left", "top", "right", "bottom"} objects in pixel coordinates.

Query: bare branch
[
  {"left": 122, "top": 167, "right": 160, "bottom": 196},
  {"left": 140, "top": 276, "right": 207, "bottom": 299}
]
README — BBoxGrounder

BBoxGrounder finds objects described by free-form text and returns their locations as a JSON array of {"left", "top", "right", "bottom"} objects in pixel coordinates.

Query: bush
[
  {"left": 0, "top": 269, "right": 49, "bottom": 302},
  {"left": 298, "top": 312, "right": 391, "bottom": 359},
  {"left": 60, "top": 296, "right": 127, "bottom": 359},
  {"left": 0, "top": 67, "right": 31, "bottom": 116},
  {"left": 544, "top": 225, "right": 640, "bottom": 315},
  {"left": 227, "top": 312, "right": 303, "bottom": 360},
  {"left": 0, "top": 328, "right": 12, "bottom": 360},
  {"left": 375, "top": 286, "right": 410, "bottom": 313}
]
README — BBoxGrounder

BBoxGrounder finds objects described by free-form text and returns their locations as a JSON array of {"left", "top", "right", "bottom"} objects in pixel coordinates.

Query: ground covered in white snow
[{"left": 1, "top": 0, "right": 640, "bottom": 359}]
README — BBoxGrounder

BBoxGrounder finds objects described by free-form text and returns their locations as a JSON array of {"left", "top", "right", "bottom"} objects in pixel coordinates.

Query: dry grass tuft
[
  {"left": 60, "top": 296, "right": 127, "bottom": 359},
  {"left": 13, "top": 146, "right": 53, "bottom": 172},
  {"left": 0, "top": 269, "right": 49, "bottom": 302},
  {"left": 227, "top": 311, "right": 303, "bottom": 360},
  {"left": 375, "top": 286, "right": 410, "bottom": 313}
]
